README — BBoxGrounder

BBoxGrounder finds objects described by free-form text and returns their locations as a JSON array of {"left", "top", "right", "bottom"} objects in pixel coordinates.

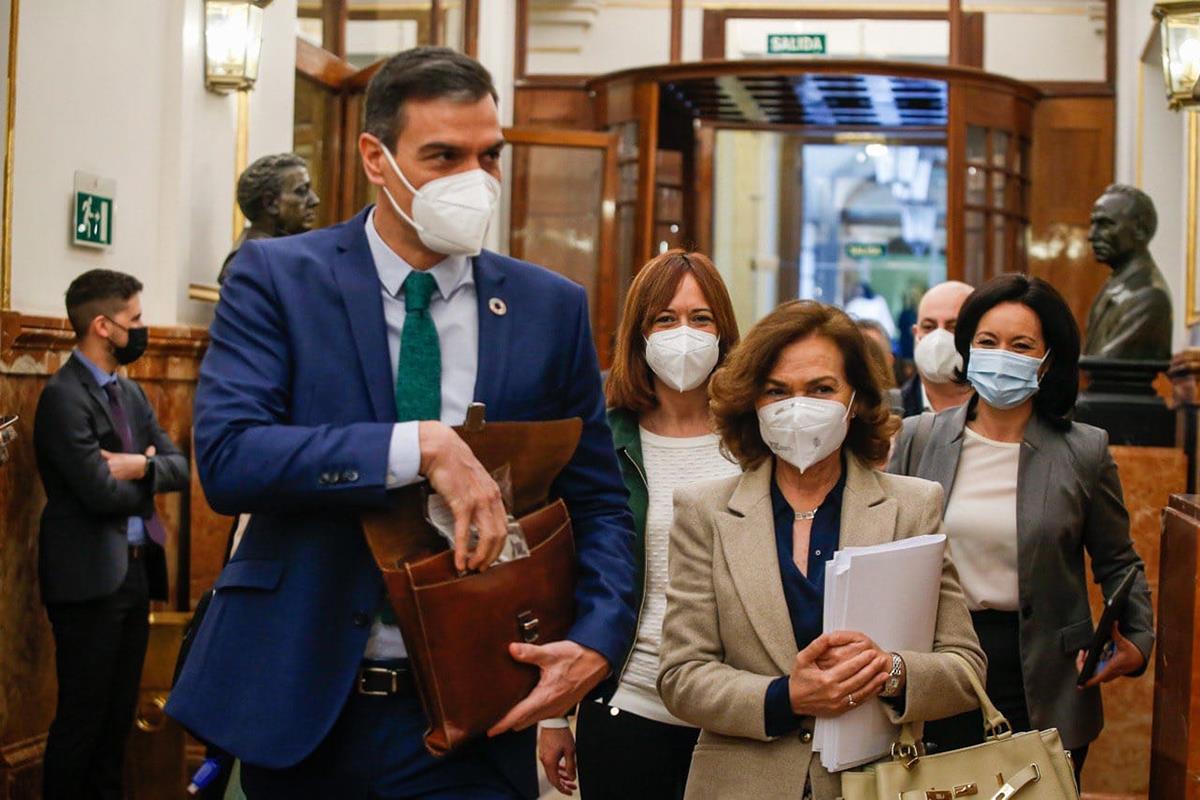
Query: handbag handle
[{"left": 892, "top": 652, "right": 1013, "bottom": 762}]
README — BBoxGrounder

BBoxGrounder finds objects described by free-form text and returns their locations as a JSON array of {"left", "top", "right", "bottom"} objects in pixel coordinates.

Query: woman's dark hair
[{"left": 954, "top": 273, "right": 1079, "bottom": 429}]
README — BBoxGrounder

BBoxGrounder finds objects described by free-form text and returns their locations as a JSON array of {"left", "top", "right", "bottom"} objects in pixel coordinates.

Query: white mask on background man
[
  {"left": 757, "top": 393, "right": 854, "bottom": 473},
  {"left": 913, "top": 328, "right": 962, "bottom": 384},
  {"left": 644, "top": 326, "right": 720, "bottom": 392},
  {"left": 377, "top": 141, "right": 500, "bottom": 256}
]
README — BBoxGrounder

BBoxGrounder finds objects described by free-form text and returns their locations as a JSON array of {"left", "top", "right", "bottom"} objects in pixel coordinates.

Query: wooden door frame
[
  {"left": 297, "top": 0, "right": 480, "bottom": 58},
  {"left": 502, "top": 127, "right": 621, "bottom": 366}
]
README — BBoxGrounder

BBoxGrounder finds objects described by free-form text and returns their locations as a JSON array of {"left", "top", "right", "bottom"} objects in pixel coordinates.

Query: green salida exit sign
[
  {"left": 845, "top": 242, "right": 887, "bottom": 259},
  {"left": 73, "top": 171, "right": 115, "bottom": 249},
  {"left": 767, "top": 33, "right": 826, "bottom": 55}
]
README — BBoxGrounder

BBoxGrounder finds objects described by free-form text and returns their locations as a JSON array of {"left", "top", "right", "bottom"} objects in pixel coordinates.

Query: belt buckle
[{"left": 358, "top": 666, "right": 397, "bottom": 697}]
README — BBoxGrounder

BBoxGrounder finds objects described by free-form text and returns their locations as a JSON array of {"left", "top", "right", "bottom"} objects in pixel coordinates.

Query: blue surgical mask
[{"left": 966, "top": 348, "right": 1048, "bottom": 410}]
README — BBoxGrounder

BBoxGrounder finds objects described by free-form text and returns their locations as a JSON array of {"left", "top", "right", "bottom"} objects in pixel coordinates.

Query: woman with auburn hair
[
  {"left": 538, "top": 250, "right": 741, "bottom": 799},
  {"left": 657, "top": 300, "right": 985, "bottom": 800}
]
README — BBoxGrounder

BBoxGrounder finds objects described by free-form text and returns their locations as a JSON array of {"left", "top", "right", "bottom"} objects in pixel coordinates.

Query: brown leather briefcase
[{"left": 360, "top": 406, "right": 582, "bottom": 756}]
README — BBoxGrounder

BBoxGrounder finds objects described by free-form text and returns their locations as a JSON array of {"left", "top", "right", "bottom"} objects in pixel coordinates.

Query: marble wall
[
  {"left": 0, "top": 312, "right": 213, "bottom": 795},
  {"left": 1080, "top": 445, "right": 1187, "bottom": 796}
]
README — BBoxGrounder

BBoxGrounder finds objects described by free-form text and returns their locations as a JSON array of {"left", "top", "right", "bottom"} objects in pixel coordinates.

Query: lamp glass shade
[
  {"left": 205, "top": 0, "right": 266, "bottom": 92},
  {"left": 1158, "top": 4, "right": 1200, "bottom": 107}
]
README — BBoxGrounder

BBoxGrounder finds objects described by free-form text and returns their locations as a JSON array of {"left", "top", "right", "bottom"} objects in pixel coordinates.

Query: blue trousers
[{"left": 239, "top": 689, "right": 521, "bottom": 799}]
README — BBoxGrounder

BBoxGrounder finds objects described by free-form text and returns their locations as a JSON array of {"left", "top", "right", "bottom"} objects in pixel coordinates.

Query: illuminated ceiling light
[
  {"left": 1154, "top": 1, "right": 1200, "bottom": 109},
  {"left": 205, "top": 0, "right": 272, "bottom": 93}
]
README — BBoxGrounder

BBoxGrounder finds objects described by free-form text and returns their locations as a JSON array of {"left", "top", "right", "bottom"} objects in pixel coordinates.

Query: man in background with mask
[
  {"left": 900, "top": 280, "right": 975, "bottom": 418},
  {"left": 34, "top": 269, "right": 189, "bottom": 800},
  {"left": 168, "top": 47, "right": 637, "bottom": 799}
]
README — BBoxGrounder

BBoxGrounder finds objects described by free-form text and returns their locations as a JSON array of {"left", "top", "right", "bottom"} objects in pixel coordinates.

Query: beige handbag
[{"left": 840, "top": 656, "right": 1079, "bottom": 800}]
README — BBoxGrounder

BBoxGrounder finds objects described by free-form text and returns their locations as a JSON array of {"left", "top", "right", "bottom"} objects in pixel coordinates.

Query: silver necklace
[{"left": 795, "top": 508, "right": 819, "bottom": 522}]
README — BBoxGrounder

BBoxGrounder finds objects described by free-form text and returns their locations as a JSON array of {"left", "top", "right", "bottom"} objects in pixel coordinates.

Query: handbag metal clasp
[
  {"left": 891, "top": 741, "right": 922, "bottom": 770},
  {"left": 517, "top": 610, "right": 540, "bottom": 643}
]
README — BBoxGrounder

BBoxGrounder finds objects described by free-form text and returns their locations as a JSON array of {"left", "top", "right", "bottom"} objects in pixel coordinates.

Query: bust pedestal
[{"left": 1074, "top": 357, "right": 1174, "bottom": 447}]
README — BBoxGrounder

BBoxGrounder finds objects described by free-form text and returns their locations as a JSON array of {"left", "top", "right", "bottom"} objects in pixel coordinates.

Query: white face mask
[
  {"left": 377, "top": 142, "right": 500, "bottom": 256},
  {"left": 644, "top": 326, "right": 720, "bottom": 393},
  {"left": 757, "top": 392, "right": 854, "bottom": 473},
  {"left": 913, "top": 328, "right": 962, "bottom": 385}
]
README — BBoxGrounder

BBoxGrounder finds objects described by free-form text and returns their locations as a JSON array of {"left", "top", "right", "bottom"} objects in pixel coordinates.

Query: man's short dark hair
[
  {"left": 363, "top": 46, "right": 498, "bottom": 150},
  {"left": 65, "top": 269, "right": 143, "bottom": 339},
  {"left": 1102, "top": 183, "right": 1158, "bottom": 241},
  {"left": 237, "top": 153, "right": 307, "bottom": 221}
]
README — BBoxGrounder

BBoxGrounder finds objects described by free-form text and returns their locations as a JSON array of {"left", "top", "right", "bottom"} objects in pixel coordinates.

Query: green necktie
[
  {"left": 394, "top": 271, "right": 441, "bottom": 422},
  {"left": 378, "top": 271, "right": 441, "bottom": 630}
]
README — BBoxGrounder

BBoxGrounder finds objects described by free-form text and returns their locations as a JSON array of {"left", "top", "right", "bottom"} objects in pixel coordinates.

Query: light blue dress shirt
[
  {"left": 73, "top": 349, "right": 146, "bottom": 546},
  {"left": 364, "top": 209, "right": 480, "bottom": 659}
]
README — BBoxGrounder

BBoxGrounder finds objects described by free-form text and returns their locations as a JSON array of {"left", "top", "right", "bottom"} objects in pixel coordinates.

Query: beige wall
[{"left": 8, "top": 0, "right": 297, "bottom": 327}]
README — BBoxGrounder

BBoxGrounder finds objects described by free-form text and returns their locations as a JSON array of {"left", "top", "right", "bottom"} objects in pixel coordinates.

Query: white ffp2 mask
[
  {"left": 644, "top": 326, "right": 720, "bottom": 392},
  {"left": 913, "top": 328, "right": 962, "bottom": 385},
  {"left": 757, "top": 393, "right": 854, "bottom": 473},
  {"left": 377, "top": 143, "right": 500, "bottom": 256}
]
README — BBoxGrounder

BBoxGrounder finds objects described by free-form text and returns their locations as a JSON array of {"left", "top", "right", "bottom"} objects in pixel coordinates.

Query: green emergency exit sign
[
  {"left": 73, "top": 171, "right": 115, "bottom": 249},
  {"left": 845, "top": 242, "right": 887, "bottom": 259},
  {"left": 767, "top": 33, "right": 826, "bottom": 55}
]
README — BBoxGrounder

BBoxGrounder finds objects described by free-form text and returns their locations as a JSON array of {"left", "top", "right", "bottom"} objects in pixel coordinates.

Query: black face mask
[{"left": 104, "top": 317, "right": 149, "bottom": 365}]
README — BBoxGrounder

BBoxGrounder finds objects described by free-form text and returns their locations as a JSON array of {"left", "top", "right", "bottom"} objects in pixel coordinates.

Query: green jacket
[{"left": 600, "top": 407, "right": 648, "bottom": 697}]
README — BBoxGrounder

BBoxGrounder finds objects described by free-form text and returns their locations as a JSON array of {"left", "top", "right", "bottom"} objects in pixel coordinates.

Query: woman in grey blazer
[{"left": 889, "top": 274, "right": 1153, "bottom": 782}]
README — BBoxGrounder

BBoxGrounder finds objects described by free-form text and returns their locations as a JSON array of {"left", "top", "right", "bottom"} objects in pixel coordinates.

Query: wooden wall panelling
[
  {"left": 512, "top": 85, "right": 595, "bottom": 130},
  {"left": 0, "top": 312, "right": 213, "bottom": 796},
  {"left": 1028, "top": 95, "right": 1115, "bottom": 336}
]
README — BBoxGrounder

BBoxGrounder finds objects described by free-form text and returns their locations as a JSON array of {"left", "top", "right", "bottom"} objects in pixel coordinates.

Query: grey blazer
[{"left": 889, "top": 401, "right": 1154, "bottom": 749}]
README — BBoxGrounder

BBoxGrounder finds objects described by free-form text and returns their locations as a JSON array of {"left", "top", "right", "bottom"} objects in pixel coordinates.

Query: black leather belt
[
  {"left": 128, "top": 544, "right": 145, "bottom": 560},
  {"left": 356, "top": 662, "right": 415, "bottom": 697}
]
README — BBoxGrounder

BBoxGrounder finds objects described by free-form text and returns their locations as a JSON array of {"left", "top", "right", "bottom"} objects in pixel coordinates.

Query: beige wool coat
[{"left": 657, "top": 455, "right": 986, "bottom": 800}]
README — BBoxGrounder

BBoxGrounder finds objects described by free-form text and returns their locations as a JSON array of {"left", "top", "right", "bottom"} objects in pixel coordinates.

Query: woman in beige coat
[{"left": 657, "top": 301, "right": 986, "bottom": 799}]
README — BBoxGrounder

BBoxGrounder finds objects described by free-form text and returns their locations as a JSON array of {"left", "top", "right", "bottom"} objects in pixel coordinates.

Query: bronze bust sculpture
[
  {"left": 1084, "top": 184, "right": 1172, "bottom": 360},
  {"left": 218, "top": 153, "right": 320, "bottom": 283}
]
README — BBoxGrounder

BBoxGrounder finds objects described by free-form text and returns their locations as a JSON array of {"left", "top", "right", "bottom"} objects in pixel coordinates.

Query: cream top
[{"left": 942, "top": 426, "right": 1021, "bottom": 612}]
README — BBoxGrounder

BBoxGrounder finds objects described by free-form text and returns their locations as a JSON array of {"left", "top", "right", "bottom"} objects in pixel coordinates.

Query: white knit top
[{"left": 607, "top": 427, "right": 741, "bottom": 726}]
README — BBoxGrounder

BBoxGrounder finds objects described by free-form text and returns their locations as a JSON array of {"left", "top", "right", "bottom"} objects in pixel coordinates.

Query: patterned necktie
[
  {"left": 394, "top": 271, "right": 441, "bottom": 422},
  {"left": 103, "top": 382, "right": 165, "bottom": 546}
]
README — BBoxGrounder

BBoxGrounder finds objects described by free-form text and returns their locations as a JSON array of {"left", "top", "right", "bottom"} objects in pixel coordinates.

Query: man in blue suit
[{"left": 167, "top": 47, "right": 637, "bottom": 798}]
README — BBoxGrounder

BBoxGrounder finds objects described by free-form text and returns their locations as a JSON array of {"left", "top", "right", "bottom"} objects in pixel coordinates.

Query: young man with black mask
[{"left": 35, "top": 268, "right": 188, "bottom": 800}]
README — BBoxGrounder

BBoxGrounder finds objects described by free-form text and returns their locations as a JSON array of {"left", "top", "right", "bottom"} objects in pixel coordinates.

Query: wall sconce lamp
[
  {"left": 1155, "top": 1, "right": 1200, "bottom": 109},
  {"left": 205, "top": 0, "right": 273, "bottom": 93}
]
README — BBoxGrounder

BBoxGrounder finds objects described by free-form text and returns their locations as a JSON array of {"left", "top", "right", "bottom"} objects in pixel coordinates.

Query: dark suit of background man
[
  {"left": 168, "top": 47, "right": 637, "bottom": 799},
  {"left": 34, "top": 269, "right": 189, "bottom": 800}
]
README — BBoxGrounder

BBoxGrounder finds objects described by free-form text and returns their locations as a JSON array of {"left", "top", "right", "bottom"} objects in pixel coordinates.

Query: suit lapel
[
  {"left": 717, "top": 461, "right": 800, "bottom": 674},
  {"left": 331, "top": 211, "right": 396, "bottom": 424},
  {"left": 66, "top": 354, "right": 118, "bottom": 433},
  {"left": 472, "top": 251, "right": 510, "bottom": 413},
  {"left": 838, "top": 457, "right": 898, "bottom": 549},
  {"left": 920, "top": 404, "right": 968, "bottom": 513},
  {"left": 1016, "top": 414, "right": 1052, "bottom": 603}
]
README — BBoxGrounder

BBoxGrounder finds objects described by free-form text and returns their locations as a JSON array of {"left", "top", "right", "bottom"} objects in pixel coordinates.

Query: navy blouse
[{"left": 763, "top": 464, "right": 846, "bottom": 737}]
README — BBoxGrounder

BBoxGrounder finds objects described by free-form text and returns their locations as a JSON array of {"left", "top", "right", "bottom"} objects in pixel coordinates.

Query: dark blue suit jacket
[{"left": 166, "top": 208, "right": 637, "bottom": 795}]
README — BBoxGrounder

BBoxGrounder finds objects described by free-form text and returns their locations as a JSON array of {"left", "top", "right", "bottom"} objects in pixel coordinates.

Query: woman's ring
[{"left": 847, "top": 694, "right": 857, "bottom": 707}]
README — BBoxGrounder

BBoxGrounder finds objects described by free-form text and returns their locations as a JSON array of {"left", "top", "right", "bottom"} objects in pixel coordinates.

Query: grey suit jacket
[
  {"left": 658, "top": 455, "right": 985, "bottom": 800},
  {"left": 34, "top": 354, "right": 189, "bottom": 604},
  {"left": 889, "top": 401, "right": 1154, "bottom": 749}
]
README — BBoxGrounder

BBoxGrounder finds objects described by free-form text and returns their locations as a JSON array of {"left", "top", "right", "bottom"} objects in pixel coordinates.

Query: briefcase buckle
[{"left": 517, "top": 611, "right": 540, "bottom": 643}]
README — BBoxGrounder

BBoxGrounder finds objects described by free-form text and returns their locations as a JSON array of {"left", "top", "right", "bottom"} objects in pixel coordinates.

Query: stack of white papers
[{"left": 812, "top": 534, "right": 945, "bottom": 772}]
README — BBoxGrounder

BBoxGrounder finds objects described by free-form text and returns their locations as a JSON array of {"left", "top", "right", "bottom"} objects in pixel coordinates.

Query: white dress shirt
[{"left": 364, "top": 208, "right": 479, "bottom": 659}]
